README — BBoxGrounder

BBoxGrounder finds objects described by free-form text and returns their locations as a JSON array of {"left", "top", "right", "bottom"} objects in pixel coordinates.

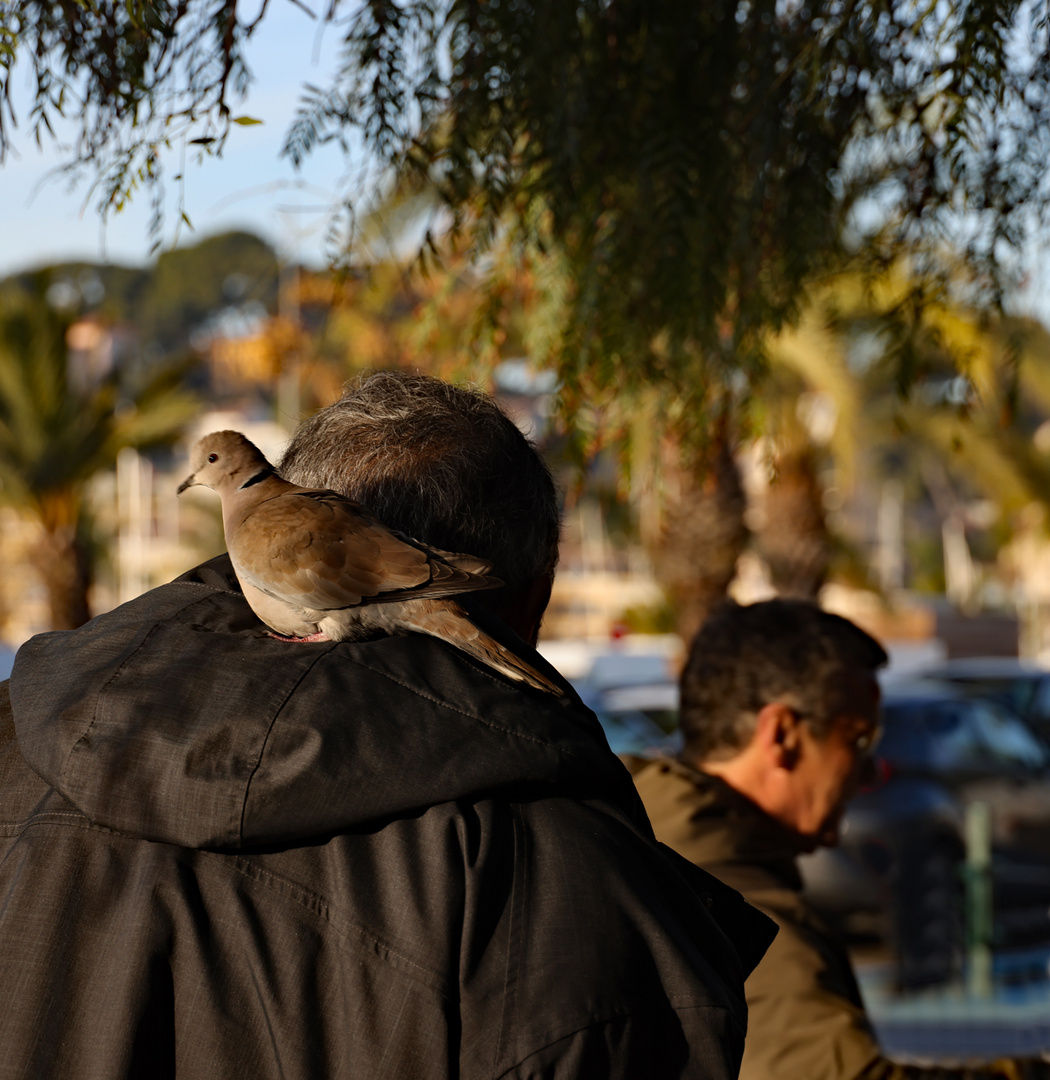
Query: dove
[{"left": 177, "top": 430, "right": 563, "bottom": 695}]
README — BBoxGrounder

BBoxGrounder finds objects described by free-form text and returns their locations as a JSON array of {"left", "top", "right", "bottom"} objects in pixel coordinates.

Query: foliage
[
  {"left": 776, "top": 268, "right": 1050, "bottom": 606},
  {"left": 0, "top": 0, "right": 258, "bottom": 236},
  {"left": 827, "top": 268, "right": 1050, "bottom": 519},
  {"left": 619, "top": 598, "right": 678, "bottom": 637},
  {"left": 0, "top": 261, "right": 153, "bottom": 324},
  {"left": 3, "top": 1, "right": 1050, "bottom": 447},
  {"left": 245, "top": 244, "right": 529, "bottom": 394},
  {"left": 0, "top": 270, "right": 198, "bottom": 627},
  {"left": 618, "top": 264, "right": 1050, "bottom": 625}
]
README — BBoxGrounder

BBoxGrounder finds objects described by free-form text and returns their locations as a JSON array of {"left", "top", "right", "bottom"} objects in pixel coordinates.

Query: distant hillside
[{"left": 0, "top": 230, "right": 280, "bottom": 354}]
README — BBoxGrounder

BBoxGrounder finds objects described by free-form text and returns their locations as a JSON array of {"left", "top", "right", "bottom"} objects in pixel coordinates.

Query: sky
[
  {"left": 4, "top": 13, "right": 1050, "bottom": 329},
  {"left": 0, "top": 4, "right": 363, "bottom": 277}
]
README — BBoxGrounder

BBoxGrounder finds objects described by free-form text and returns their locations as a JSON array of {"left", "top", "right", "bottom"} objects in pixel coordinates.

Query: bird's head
[{"left": 177, "top": 430, "right": 273, "bottom": 496}]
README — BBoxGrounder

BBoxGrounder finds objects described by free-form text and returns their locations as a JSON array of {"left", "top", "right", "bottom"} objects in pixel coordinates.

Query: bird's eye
[{"left": 207, "top": 453, "right": 219, "bottom": 463}]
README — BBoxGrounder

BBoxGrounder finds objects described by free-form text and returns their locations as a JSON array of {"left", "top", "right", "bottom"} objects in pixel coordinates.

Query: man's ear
[{"left": 754, "top": 702, "right": 803, "bottom": 770}]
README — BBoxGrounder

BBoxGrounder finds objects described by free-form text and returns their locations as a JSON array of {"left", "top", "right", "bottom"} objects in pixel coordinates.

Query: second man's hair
[{"left": 679, "top": 599, "right": 887, "bottom": 763}]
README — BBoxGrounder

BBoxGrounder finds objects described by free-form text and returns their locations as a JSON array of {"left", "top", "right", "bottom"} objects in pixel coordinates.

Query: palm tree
[
  {"left": 776, "top": 269, "right": 1050, "bottom": 609},
  {"left": 749, "top": 312, "right": 865, "bottom": 601},
  {"left": 651, "top": 433, "right": 750, "bottom": 644},
  {"left": 0, "top": 273, "right": 198, "bottom": 630},
  {"left": 626, "top": 266, "right": 1050, "bottom": 634}
]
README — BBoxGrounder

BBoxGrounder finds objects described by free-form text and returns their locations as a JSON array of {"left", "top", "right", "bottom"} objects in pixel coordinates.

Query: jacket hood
[{"left": 12, "top": 557, "right": 644, "bottom": 852}]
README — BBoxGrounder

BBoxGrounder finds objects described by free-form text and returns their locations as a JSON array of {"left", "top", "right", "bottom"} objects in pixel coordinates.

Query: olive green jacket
[{"left": 626, "top": 755, "right": 1047, "bottom": 1080}]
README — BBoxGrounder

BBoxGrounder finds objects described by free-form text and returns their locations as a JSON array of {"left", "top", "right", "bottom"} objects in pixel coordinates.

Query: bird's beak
[{"left": 176, "top": 473, "right": 196, "bottom": 495}]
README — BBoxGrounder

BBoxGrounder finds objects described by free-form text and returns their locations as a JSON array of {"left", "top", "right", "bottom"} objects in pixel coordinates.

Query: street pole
[{"left": 964, "top": 800, "right": 993, "bottom": 998}]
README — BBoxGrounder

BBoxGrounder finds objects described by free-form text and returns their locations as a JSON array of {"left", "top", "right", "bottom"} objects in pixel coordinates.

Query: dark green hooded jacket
[{"left": 0, "top": 557, "right": 773, "bottom": 1080}]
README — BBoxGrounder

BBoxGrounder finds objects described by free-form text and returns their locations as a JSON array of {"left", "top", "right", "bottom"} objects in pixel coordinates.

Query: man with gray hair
[
  {"left": 629, "top": 598, "right": 1049, "bottom": 1080},
  {"left": 278, "top": 372, "right": 560, "bottom": 645},
  {"left": 0, "top": 372, "right": 772, "bottom": 1079}
]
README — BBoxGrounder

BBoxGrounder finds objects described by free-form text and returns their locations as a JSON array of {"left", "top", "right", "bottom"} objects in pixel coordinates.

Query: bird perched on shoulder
[{"left": 177, "top": 430, "right": 563, "bottom": 695}]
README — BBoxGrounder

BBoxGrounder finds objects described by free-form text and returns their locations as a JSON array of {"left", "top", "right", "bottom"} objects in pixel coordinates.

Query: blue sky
[{"left": 0, "top": 5, "right": 361, "bottom": 276}]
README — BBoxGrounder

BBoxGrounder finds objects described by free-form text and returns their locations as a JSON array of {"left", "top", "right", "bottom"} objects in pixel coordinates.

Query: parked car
[
  {"left": 800, "top": 681, "right": 1050, "bottom": 988},
  {"left": 572, "top": 678, "right": 681, "bottom": 758},
  {"left": 923, "top": 656, "right": 1050, "bottom": 746}
]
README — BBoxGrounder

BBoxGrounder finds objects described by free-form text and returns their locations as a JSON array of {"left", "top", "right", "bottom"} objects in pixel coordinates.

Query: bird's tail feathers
[{"left": 404, "top": 601, "right": 564, "bottom": 696}]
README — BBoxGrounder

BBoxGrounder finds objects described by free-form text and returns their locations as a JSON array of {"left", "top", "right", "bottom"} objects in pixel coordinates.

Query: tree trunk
[
  {"left": 758, "top": 443, "right": 830, "bottom": 600},
  {"left": 652, "top": 440, "right": 749, "bottom": 645},
  {"left": 29, "top": 490, "right": 93, "bottom": 630},
  {"left": 29, "top": 524, "right": 92, "bottom": 630}
]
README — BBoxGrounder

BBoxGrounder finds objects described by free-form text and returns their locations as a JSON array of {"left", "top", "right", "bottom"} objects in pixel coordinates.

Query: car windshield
[
  {"left": 879, "top": 696, "right": 1048, "bottom": 773},
  {"left": 967, "top": 699, "right": 1048, "bottom": 769},
  {"left": 953, "top": 674, "right": 1042, "bottom": 718},
  {"left": 572, "top": 679, "right": 682, "bottom": 757},
  {"left": 594, "top": 706, "right": 680, "bottom": 757}
]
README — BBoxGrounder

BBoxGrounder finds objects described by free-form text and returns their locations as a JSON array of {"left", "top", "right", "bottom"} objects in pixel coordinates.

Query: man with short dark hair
[
  {"left": 0, "top": 372, "right": 773, "bottom": 1079},
  {"left": 628, "top": 598, "right": 1050, "bottom": 1080}
]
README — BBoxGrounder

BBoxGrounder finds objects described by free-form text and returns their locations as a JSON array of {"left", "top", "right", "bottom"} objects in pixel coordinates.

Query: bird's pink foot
[{"left": 266, "top": 631, "right": 331, "bottom": 643}]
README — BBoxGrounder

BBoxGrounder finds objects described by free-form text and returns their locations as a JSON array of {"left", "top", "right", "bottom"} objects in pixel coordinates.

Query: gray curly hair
[{"left": 279, "top": 371, "right": 560, "bottom": 590}]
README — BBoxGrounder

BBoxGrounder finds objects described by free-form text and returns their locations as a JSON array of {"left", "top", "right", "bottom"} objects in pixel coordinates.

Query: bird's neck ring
[{"left": 239, "top": 466, "right": 275, "bottom": 490}]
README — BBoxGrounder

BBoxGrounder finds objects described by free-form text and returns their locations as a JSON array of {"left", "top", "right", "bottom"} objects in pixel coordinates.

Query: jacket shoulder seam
[
  {"left": 224, "top": 855, "right": 452, "bottom": 996},
  {"left": 0, "top": 810, "right": 94, "bottom": 833},
  {"left": 238, "top": 643, "right": 341, "bottom": 845},
  {"left": 0, "top": 811, "right": 128, "bottom": 837}
]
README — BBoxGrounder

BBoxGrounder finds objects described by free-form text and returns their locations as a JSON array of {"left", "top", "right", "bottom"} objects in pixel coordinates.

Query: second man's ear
[{"left": 757, "top": 702, "right": 803, "bottom": 769}]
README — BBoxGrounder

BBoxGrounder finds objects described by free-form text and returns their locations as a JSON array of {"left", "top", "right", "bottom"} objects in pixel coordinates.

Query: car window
[
  {"left": 1032, "top": 677, "right": 1050, "bottom": 722},
  {"left": 879, "top": 700, "right": 986, "bottom": 772},
  {"left": 923, "top": 702, "right": 988, "bottom": 772},
  {"left": 962, "top": 675, "right": 1040, "bottom": 718},
  {"left": 594, "top": 707, "right": 680, "bottom": 757},
  {"left": 1008, "top": 677, "right": 1041, "bottom": 718},
  {"left": 967, "top": 700, "right": 1048, "bottom": 770}
]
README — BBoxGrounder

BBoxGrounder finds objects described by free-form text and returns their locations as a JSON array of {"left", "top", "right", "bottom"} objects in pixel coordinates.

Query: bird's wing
[
  {"left": 425, "top": 547, "right": 494, "bottom": 578},
  {"left": 289, "top": 492, "right": 505, "bottom": 601},
  {"left": 234, "top": 491, "right": 434, "bottom": 611}
]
